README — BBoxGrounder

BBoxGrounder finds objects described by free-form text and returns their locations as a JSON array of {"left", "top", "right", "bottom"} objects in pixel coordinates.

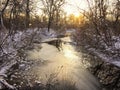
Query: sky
[
  {"left": 35, "top": 0, "right": 88, "bottom": 16},
  {"left": 64, "top": 0, "right": 88, "bottom": 16}
]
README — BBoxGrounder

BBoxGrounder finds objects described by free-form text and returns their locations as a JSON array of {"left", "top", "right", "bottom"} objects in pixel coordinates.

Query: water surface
[{"left": 26, "top": 37, "right": 101, "bottom": 90}]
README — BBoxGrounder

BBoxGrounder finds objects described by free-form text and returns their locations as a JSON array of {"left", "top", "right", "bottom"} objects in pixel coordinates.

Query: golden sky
[
  {"left": 64, "top": 0, "right": 88, "bottom": 16},
  {"left": 35, "top": 0, "right": 88, "bottom": 16}
]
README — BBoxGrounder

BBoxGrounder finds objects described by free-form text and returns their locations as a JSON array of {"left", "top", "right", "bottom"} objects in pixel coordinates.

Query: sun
[
  {"left": 74, "top": 12, "right": 80, "bottom": 17},
  {"left": 64, "top": 0, "right": 88, "bottom": 16}
]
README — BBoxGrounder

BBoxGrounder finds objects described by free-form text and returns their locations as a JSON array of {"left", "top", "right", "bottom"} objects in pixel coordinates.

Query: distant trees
[
  {"left": 41, "top": 0, "right": 65, "bottom": 32},
  {"left": 25, "top": 0, "right": 30, "bottom": 28},
  {"left": 0, "top": 0, "right": 83, "bottom": 31},
  {"left": 74, "top": 0, "right": 120, "bottom": 48},
  {"left": 114, "top": 0, "right": 120, "bottom": 24},
  {"left": 92, "top": 0, "right": 119, "bottom": 41},
  {"left": 0, "top": 0, "right": 34, "bottom": 31},
  {"left": 113, "top": 0, "right": 120, "bottom": 34},
  {"left": 0, "top": 0, "right": 68, "bottom": 31},
  {"left": 0, "top": 0, "right": 10, "bottom": 29}
]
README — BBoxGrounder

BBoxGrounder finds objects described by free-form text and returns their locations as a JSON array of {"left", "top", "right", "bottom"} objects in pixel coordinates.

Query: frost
[
  {"left": 115, "top": 42, "right": 120, "bottom": 49},
  {"left": 88, "top": 48, "right": 120, "bottom": 67},
  {"left": 112, "top": 61, "right": 120, "bottom": 67}
]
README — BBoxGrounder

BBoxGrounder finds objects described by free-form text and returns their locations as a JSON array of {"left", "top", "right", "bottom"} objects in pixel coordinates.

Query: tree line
[{"left": 75, "top": 0, "right": 120, "bottom": 50}]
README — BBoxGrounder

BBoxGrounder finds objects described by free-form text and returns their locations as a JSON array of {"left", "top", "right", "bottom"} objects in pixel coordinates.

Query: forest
[{"left": 0, "top": 0, "right": 120, "bottom": 90}]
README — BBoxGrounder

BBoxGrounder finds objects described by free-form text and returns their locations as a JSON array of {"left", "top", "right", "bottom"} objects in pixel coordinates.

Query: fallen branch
[
  {"left": 0, "top": 78, "right": 16, "bottom": 89},
  {"left": 0, "top": 60, "right": 17, "bottom": 89}
]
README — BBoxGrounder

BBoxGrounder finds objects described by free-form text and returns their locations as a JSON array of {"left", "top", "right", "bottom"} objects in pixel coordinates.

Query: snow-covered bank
[
  {"left": 0, "top": 28, "right": 58, "bottom": 89},
  {"left": 0, "top": 28, "right": 57, "bottom": 57},
  {"left": 72, "top": 30, "right": 120, "bottom": 68},
  {"left": 0, "top": 60, "right": 17, "bottom": 89},
  {"left": 82, "top": 35, "right": 120, "bottom": 68},
  {"left": 88, "top": 48, "right": 120, "bottom": 68},
  {"left": 76, "top": 44, "right": 120, "bottom": 90},
  {"left": 72, "top": 29, "right": 120, "bottom": 90}
]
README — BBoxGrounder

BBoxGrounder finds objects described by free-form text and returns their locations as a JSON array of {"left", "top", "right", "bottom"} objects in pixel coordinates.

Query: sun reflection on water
[
  {"left": 63, "top": 44, "right": 79, "bottom": 61},
  {"left": 26, "top": 37, "right": 100, "bottom": 90}
]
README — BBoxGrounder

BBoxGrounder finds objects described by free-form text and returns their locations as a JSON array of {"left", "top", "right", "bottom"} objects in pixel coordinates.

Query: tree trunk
[
  {"left": 0, "top": 0, "right": 10, "bottom": 29},
  {"left": 48, "top": 16, "right": 52, "bottom": 32},
  {"left": 26, "top": 0, "right": 30, "bottom": 28}
]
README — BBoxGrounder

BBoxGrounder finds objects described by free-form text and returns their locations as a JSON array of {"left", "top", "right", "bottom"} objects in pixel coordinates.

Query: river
[{"left": 25, "top": 37, "right": 102, "bottom": 90}]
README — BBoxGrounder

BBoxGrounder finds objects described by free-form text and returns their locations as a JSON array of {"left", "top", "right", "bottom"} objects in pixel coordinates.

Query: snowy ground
[
  {"left": 81, "top": 35, "right": 120, "bottom": 68},
  {"left": 71, "top": 28, "right": 120, "bottom": 68},
  {"left": 0, "top": 28, "right": 119, "bottom": 89},
  {"left": 88, "top": 48, "right": 120, "bottom": 67},
  {"left": 0, "top": 28, "right": 58, "bottom": 89}
]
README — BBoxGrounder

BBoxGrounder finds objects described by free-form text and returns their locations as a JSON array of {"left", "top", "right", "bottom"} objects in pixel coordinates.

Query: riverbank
[
  {"left": 0, "top": 34, "right": 103, "bottom": 90},
  {"left": 77, "top": 46, "right": 120, "bottom": 90},
  {"left": 0, "top": 28, "right": 55, "bottom": 89},
  {"left": 72, "top": 27, "right": 120, "bottom": 90},
  {"left": 0, "top": 28, "right": 119, "bottom": 90}
]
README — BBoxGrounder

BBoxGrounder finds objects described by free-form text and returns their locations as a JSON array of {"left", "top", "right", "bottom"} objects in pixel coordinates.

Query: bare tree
[
  {"left": 25, "top": 0, "right": 30, "bottom": 28},
  {"left": 113, "top": 0, "right": 120, "bottom": 35},
  {"left": 0, "top": 0, "right": 10, "bottom": 30},
  {"left": 114, "top": 0, "right": 120, "bottom": 24},
  {"left": 85, "top": 0, "right": 114, "bottom": 46},
  {"left": 41, "top": 0, "right": 65, "bottom": 32}
]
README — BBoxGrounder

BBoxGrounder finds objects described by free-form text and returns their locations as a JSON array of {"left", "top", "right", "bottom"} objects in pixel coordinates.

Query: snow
[
  {"left": 88, "top": 48, "right": 120, "bottom": 67},
  {"left": 0, "top": 28, "right": 58, "bottom": 89},
  {"left": 115, "top": 42, "right": 120, "bottom": 49},
  {"left": 88, "top": 48, "right": 111, "bottom": 61},
  {"left": 112, "top": 61, "right": 120, "bottom": 67},
  {"left": 0, "top": 60, "right": 17, "bottom": 75},
  {"left": 87, "top": 35, "right": 120, "bottom": 67},
  {"left": 1, "top": 27, "right": 120, "bottom": 77},
  {"left": 14, "top": 31, "right": 23, "bottom": 42},
  {"left": 0, "top": 28, "right": 57, "bottom": 59}
]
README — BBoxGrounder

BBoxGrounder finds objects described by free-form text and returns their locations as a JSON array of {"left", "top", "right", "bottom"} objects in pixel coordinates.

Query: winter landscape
[{"left": 0, "top": 0, "right": 120, "bottom": 90}]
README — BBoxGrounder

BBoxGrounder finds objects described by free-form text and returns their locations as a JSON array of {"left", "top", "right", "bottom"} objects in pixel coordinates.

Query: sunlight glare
[
  {"left": 63, "top": 45, "right": 79, "bottom": 60},
  {"left": 64, "top": 0, "right": 88, "bottom": 16},
  {"left": 74, "top": 13, "right": 80, "bottom": 17}
]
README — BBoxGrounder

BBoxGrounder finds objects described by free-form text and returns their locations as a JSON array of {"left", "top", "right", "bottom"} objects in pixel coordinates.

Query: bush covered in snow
[
  {"left": 0, "top": 28, "right": 57, "bottom": 64},
  {"left": 72, "top": 23, "right": 120, "bottom": 62}
]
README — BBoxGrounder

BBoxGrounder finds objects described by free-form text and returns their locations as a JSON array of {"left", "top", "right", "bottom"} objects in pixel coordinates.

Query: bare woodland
[{"left": 0, "top": 0, "right": 120, "bottom": 90}]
